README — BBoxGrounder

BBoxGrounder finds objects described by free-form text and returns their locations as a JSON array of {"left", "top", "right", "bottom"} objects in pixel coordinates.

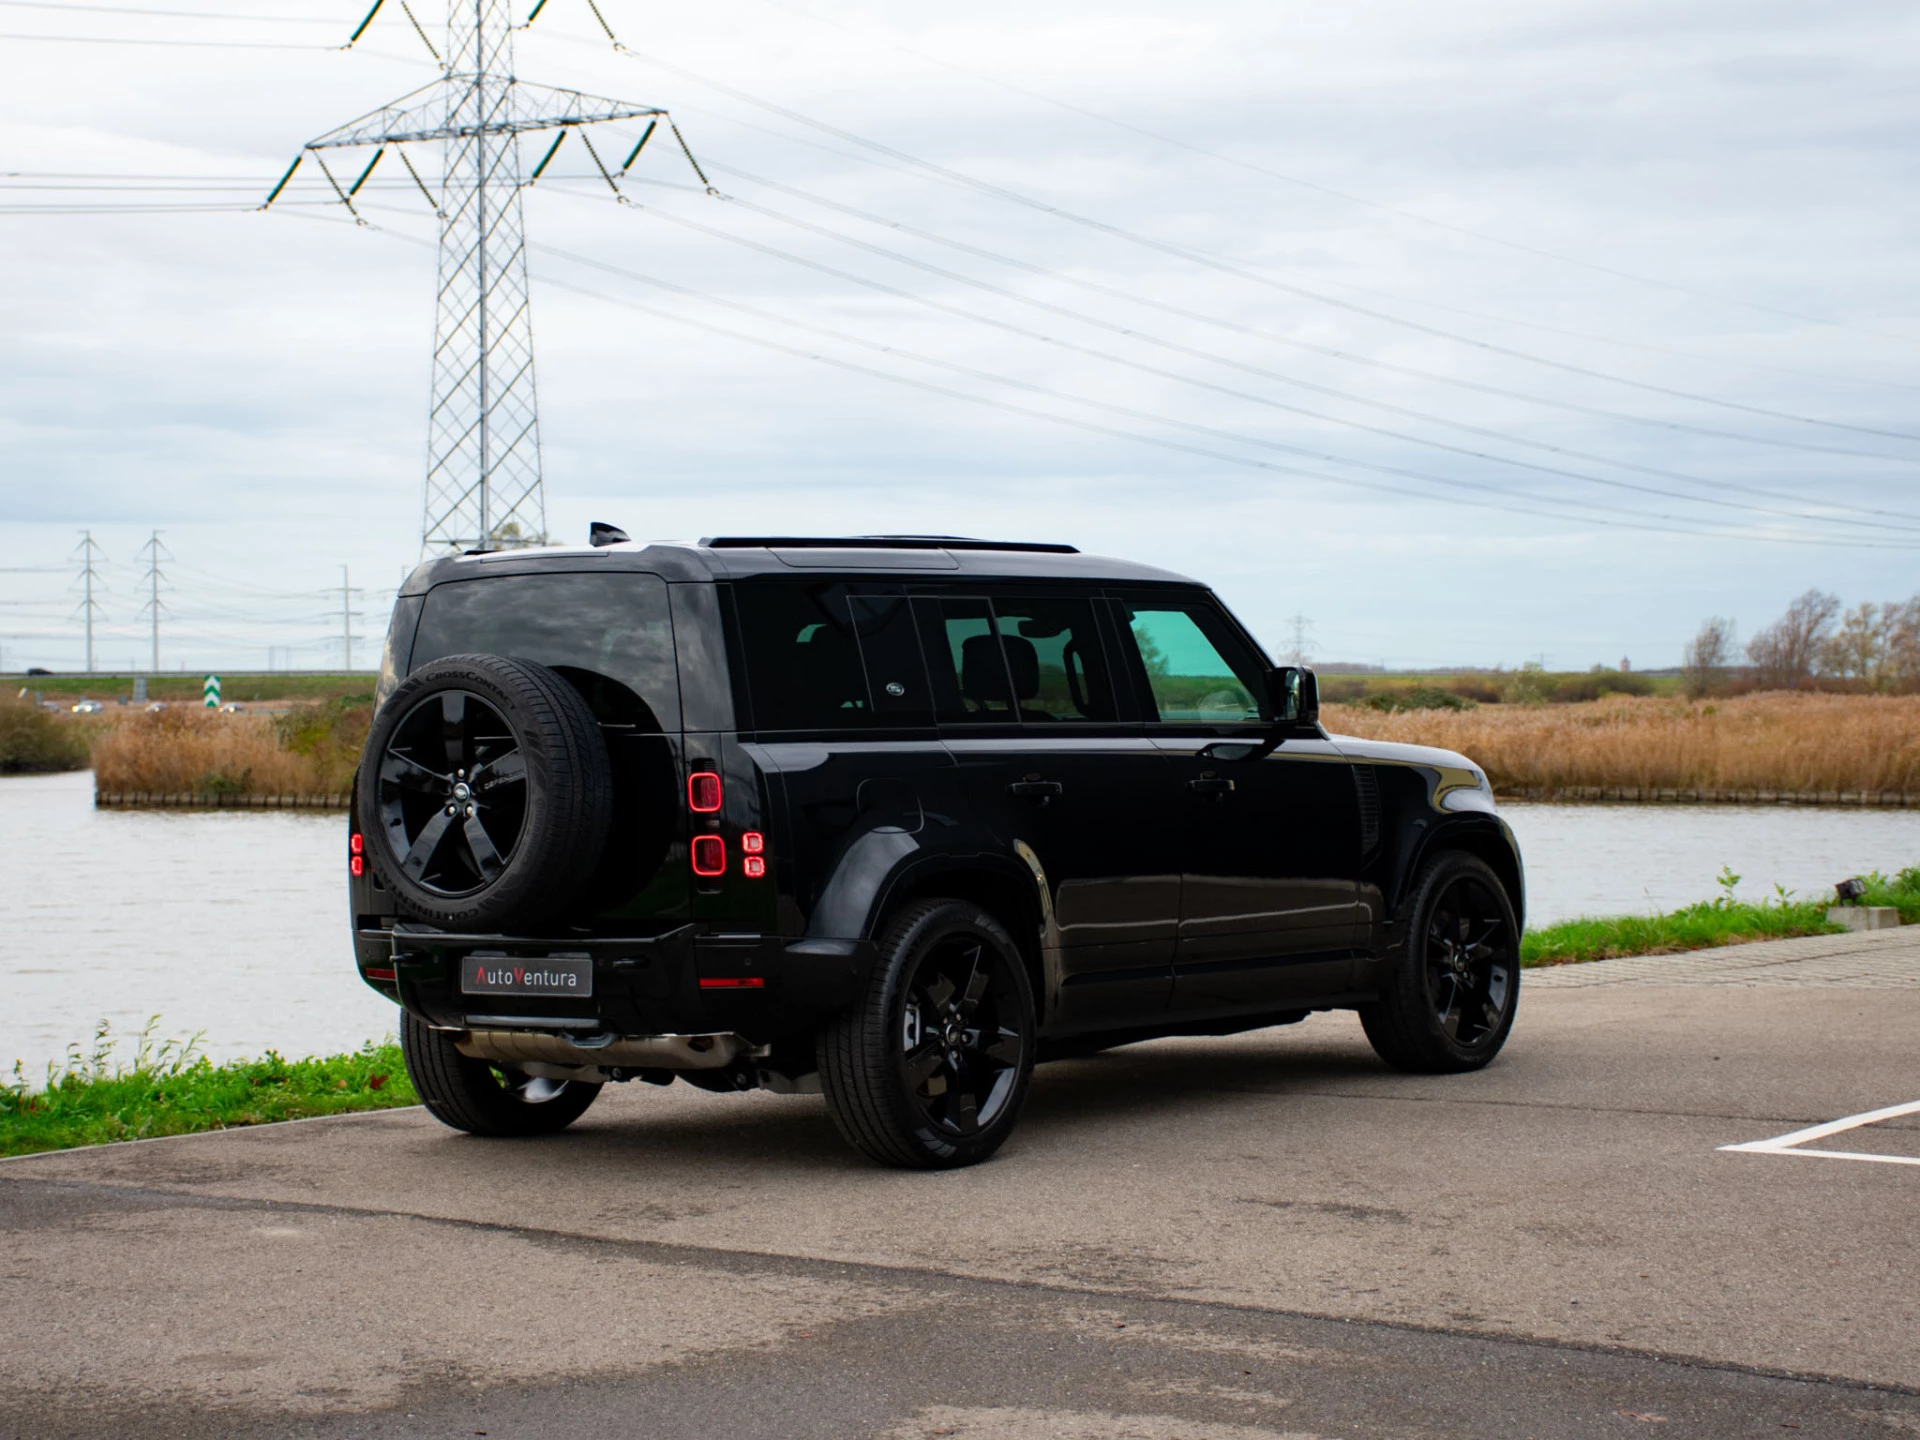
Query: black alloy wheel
[
  {"left": 819, "top": 899, "right": 1036, "bottom": 1169},
  {"left": 356, "top": 654, "right": 613, "bottom": 929},
  {"left": 1423, "top": 874, "right": 1515, "bottom": 1047},
  {"left": 377, "top": 689, "right": 526, "bottom": 899},
  {"left": 1359, "top": 851, "right": 1519, "bottom": 1073}
]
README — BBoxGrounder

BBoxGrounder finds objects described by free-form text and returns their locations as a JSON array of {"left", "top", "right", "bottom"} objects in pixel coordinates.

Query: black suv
[{"left": 350, "top": 536, "right": 1523, "bottom": 1168}]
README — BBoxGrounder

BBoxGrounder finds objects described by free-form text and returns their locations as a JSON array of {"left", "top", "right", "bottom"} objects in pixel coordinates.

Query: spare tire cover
[{"left": 358, "top": 653, "right": 613, "bottom": 930}]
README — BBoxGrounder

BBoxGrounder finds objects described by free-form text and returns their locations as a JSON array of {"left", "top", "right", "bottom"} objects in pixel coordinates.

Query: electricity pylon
[{"left": 266, "top": 1, "right": 695, "bottom": 557}]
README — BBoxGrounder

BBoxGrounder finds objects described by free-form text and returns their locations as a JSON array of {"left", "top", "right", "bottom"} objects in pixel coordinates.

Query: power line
[
  {"left": 690, "top": 158, "right": 1920, "bottom": 464},
  {"left": 738, "top": 0, "right": 1920, "bottom": 348},
  {"left": 601, "top": 42, "right": 1920, "bottom": 446},
  {"left": 0, "top": 1, "right": 335, "bottom": 18},
  {"left": 138, "top": 531, "right": 171, "bottom": 672},
  {"left": 558, "top": 189, "right": 1920, "bottom": 538}
]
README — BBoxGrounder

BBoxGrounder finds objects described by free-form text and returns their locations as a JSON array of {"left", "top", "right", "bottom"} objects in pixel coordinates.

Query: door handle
[
  {"left": 1007, "top": 779, "right": 1064, "bottom": 800},
  {"left": 1188, "top": 776, "right": 1236, "bottom": 796}
]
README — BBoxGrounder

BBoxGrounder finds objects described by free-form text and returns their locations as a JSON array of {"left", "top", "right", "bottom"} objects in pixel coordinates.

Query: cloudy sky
[{"left": 3, "top": 0, "right": 1918, "bottom": 674}]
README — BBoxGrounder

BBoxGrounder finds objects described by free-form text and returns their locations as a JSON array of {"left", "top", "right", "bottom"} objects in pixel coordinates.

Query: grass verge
[
  {"left": 1, "top": 1022, "right": 415, "bottom": 1158},
  {"left": 1521, "top": 866, "right": 1920, "bottom": 966}
]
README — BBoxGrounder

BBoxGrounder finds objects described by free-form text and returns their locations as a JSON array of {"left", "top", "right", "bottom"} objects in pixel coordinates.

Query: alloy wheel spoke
[
  {"left": 956, "top": 945, "right": 990, "bottom": 1016},
  {"left": 948, "top": 1080, "right": 980, "bottom": 1135},
  {"left": 462, "top": 813, "right": 504, "bottom": 881},
  {"left": 473, "top": 748, "right": 525, "bottom": 790},
  {"left": 922, "top": 974, "right": 957, "bottom": 1011},
  {"left": 381, "top": 753, "right": 446, "bottom": 795},
  {"left": 905, "top": 1043, "right": 946, "bottom": 1088},
  {"left": 401, "top": 807, "right": 456, "bottom": 879},
  {"left": 977, "top": 1027, "right": 1023, "bottom": 1067},
  {"left": 439, "top": 691, "right": 468, "bottom": 770}
]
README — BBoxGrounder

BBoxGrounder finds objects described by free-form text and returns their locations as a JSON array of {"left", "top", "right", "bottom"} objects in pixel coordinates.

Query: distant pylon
[{"left": 266, "top": 1, "right": 700, "bottom": 557}]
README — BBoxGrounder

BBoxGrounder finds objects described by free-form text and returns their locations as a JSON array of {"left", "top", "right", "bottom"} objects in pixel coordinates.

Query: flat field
[{"left": 1326, "top": 691, "right": 1920, "bottom": 799}]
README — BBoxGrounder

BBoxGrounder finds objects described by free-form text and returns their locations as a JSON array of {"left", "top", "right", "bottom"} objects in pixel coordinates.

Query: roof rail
[{"left": 699, "top": 535, "right": 1080, "bottom": 554}]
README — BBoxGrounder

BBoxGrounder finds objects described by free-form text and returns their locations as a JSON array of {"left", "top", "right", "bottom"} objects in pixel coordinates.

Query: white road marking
[{"left": 1720, "top": 1099, "right": 1920, "bottom": 1167}]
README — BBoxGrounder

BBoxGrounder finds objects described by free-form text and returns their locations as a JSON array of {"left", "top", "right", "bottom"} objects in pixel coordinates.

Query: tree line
[{"left": 1683, "top": 592, "right": 1920, "bottom": 698}]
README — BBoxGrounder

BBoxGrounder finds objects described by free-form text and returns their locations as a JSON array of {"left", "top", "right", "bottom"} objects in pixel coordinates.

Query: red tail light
[
  {"left": 691, "top": 834, "right": 726, "bottom": 876},
  {"left": 688, "top": 772, "right": 722, "bottom": 813},
  {"left": 698, "top": 976, "right": 765, "bottom": 990},
  {"left": 350, "top": 832, "right": 364, "bottom": 876},
  {"left": 743, "top": 856, "right": 767, "bottom": 879},
  {"left": 741, "top": 831, "right": 765, "bottom": 854}
]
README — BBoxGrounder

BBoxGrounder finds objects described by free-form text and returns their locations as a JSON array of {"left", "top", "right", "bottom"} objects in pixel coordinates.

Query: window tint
[
  {"left": 916, "top": 597, "right": 1011, "bottom": 724},
  {"left": 916, "top": 594, "right": 1116, "bottom": 725},
  {"left": 410, "top": 573, "right": 677, "bottom": 729},
  {"left": 1117, "top": 600, "right": 1268, "bottom": 725},
  {"left": 988, "top": 596, "right": 1117, "bottom": 722},
  {"left": 733, "top": 582, "right": 932, "bottom": 731}
]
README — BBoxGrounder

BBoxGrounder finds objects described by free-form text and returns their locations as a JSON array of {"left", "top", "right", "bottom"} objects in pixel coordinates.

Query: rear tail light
[
  {"left": 743, "top": 856, "right": 766, "bottom": 879},
  {"left": 741, "top": 831, "right": 765, "bottom": 854},
  {"left": 691, "top": 834, "right": 726, "bottom": 876},
  {"left": 349, "top": 832, "right": 364, "bottom": 877},
  {"left": 688, "top": 772, "right": 722, "bottom": 813},
  {"left": 698, "top": 976, "right": 765, "bottom": 990}
]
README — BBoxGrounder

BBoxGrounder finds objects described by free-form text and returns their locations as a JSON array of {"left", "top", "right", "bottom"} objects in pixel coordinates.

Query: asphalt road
[{"left": 3, "top": 928, "right": 1918, "bottom": 1439}]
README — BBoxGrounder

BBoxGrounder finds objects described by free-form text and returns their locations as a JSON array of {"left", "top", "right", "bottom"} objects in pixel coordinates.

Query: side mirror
[{"left": 1269, "top": 666, "right": 1319, "bottom": 726}]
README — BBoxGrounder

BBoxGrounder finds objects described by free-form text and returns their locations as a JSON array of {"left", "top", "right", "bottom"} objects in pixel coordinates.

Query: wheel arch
[
  {"left": 872, "top": 854, "right": 1051, "bottom": 1025},
  {"left": 1399, "top": 817, "right": 1526, "bottom": 932}
]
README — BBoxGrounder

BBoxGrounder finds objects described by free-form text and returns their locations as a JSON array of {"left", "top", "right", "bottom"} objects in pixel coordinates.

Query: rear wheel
[
  {"left": 400, "top": 1013, "right": 601, "bottom": 1137},
  {"left": 1360, "top": 851, "right": 1519, "bottom": 1073},
  {"left": 819, "top": 900, "right": 1036, "bottom": 1169}
]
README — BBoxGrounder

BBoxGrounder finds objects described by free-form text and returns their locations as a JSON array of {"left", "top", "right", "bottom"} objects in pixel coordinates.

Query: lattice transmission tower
[{"left": 266, "top": 1, "right": 702, "bottom": 556}]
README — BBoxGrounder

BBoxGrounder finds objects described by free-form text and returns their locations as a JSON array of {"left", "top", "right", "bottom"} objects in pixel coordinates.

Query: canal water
[{"left": 4, "top": 770, "right": 1918, "bottom": 1079}]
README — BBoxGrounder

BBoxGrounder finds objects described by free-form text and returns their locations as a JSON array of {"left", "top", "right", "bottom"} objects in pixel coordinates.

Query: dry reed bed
[
  {"left": 89, "top": 708, "right": 333, "bottom": 797},
  {"left": 1324, "top": 693, "right": 1920, "bottom": 799}
]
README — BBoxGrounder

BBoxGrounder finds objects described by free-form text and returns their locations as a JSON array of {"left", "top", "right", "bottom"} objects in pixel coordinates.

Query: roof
[{"left": 403, "top": 537, "right": 1200, "bottom": 593}]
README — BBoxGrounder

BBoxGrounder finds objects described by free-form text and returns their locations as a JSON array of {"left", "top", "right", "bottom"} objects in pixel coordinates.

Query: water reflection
[{"left": 3, "top": 771, "right": 1917, "bottom": 1076}]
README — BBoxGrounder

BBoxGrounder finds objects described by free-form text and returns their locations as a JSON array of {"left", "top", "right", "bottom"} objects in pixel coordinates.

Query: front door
[
  {"left": 1112, "top": 595, "right": 1364, "bottom": 1014},
  {"left": 917, "top": 591, "right": 1182, "bottom": 1029}
]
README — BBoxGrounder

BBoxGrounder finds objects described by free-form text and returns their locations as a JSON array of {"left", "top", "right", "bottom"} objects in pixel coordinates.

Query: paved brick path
[{"left": 1527, "top": 924, "right": 1919, "bottom": 987}]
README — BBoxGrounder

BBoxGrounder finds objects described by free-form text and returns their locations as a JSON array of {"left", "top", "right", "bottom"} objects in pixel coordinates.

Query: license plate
[{"left": 460, "top": 953, "right": 593, "bottom": 998}]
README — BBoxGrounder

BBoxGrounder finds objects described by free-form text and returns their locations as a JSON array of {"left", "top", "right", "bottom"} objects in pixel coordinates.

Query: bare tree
[
  {"left": 1680, "top": 616, "right": 1734, "bottom": 699},
  {"left": 1820, "top": 602, "right": 1889, "bottom": 687},
  {"left": 1746, "top": 589, "right": 1840, "bottom": 690},
  {"left": 1884, "top": 596, "right": 1920, "bottom": 694}
]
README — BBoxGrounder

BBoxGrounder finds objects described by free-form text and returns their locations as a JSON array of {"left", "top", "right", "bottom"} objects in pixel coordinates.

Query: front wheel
[
  {"left": 1360, "top": 851, "right": 1520, "bottom": 1074},
  {"left": 818, "top": 900, "right": 1036, "bottom": 1169},
  {"left": 400, "top": 1013, "right": 601, "bottom": 1137}
]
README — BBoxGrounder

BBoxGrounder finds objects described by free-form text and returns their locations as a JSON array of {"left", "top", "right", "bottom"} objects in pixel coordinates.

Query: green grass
[
  {"left": 0, "top": 698, "right": 89, "bottom": 773},
  {"left": 1522, "top": 865, "right": 1920, "bottom": 967},
  {"left": 1, "top": 1021, "right": 415, "bottom": 1158}
]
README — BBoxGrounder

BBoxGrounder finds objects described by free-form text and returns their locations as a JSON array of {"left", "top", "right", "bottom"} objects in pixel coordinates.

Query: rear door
[
  {"left": 408, "top": 570, "right": 687, "bottom": 922},
  {"left": 918, "top": 590, "right": 1181, "bottom": 1029},
  {"left": 1110, "top": 593, "right": 1364, "bottom": 1013}
]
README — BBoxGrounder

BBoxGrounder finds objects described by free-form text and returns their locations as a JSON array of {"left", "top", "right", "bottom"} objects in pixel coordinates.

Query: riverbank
[
  {"left": 1328, "top": 692, "right": 1920, "bottom": 801},
  {"left": 1522, "top": 865, "right": 1919, "bottom": 965},
  {"left": 88, "top": 697, "right": 368, "bottom": 798},
  {"left": 1, "top": 1027, "right": 413, "bottom": 1158}
]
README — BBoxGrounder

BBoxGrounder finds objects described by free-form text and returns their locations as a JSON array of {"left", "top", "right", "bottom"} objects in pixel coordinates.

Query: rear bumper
[{"left": 355, "top": 923, "right": 872, "bottom": 1044}]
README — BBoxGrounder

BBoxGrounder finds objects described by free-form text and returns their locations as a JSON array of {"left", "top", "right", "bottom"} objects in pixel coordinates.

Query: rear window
[{"left": 410, "top": 573, "right": 679, "bottom": 730}]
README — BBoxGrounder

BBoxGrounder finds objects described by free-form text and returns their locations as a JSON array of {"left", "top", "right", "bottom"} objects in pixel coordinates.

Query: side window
[
  {"left": 732, "top": 582, "right": 931, "bottom": 731},
  {"left": 1116, "top": 598, "right": 1269, "bottom": 725},
  {"left": 988, "top": 595, "right": 1117, "bottom": 722},
  {"left": 916, "top": 597, "right": 1013, "bottom": 725}
]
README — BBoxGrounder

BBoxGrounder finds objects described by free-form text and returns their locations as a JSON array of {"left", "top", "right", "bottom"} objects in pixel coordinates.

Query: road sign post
[{"left": 203, "top": 675, "right": 221, "bottom": 709}]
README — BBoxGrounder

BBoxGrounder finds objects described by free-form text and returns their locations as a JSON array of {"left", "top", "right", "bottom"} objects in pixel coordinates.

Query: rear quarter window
[{"left": 410, "top": 572, "right": 680, "bottom": 730}]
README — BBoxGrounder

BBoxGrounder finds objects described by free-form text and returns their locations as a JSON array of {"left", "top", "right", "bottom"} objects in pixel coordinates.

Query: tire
[
  {"left": 1360, "top": 851, "right": 1520, "bottom": 1073},
  {"left": 818, "top": 899, "right": 1037, "bottom": 1169},
  {"left": 358, "top": 654, "right": 613, "bottom": 930},
  {"left": 400, "top": 1012, "right": 601, "bottom": 1137}
]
